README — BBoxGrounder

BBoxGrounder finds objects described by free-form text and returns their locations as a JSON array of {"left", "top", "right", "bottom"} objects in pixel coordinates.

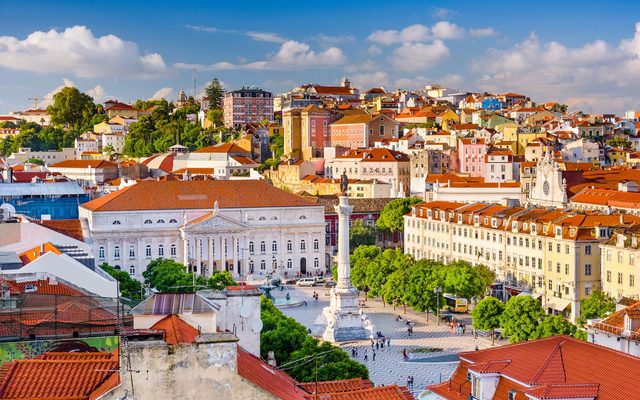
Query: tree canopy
[
  {"left": 376, "top": 197, "right": 423, "bottom": 233},
  {"left": 500, "top": 296, "right": 545, "bottom": 343},
  {"left": 471, "top": 296, "right": 504, "bottom": 344},
  {"left": 100, "top": 263, "right": 143, "bottom": 300},
  {"left": 532, "top": 315, "right": 577, "bottom": 340},
  {"left": 204, "top": 78, "right": 225, "bottom": 110},
  {"left": 349, "top": 220, "right": 376, "bottom": 252},
  {"left": 404, "top": 260, "right": 446, "bottom": 314},
  {"left": 142, "top": 258, "right": 237, "bottom": 292},
  {"left": 578, "top": 289, "right": 615, "bottom": 324},
  {"left": 382, "top": 267, "right": 411, "bottom": 312},
  {"left": 444, "top": 261, "right": 488, "bottom": 300},
  {"left": 47, "top": 86, "right": 97, "bottom": 130}
]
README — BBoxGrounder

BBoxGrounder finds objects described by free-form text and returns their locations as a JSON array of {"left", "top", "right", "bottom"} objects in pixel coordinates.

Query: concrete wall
[{"left": 103, "top": 335, "right": 278, "bottom": 400}]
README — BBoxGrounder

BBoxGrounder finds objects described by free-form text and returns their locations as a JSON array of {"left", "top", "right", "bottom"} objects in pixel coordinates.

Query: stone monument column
[{"left": 335, "top": 195, "right": 352, "bottom": 289}]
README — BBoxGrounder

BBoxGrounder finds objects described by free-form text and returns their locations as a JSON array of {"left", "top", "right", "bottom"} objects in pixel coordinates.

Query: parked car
[
  {"left": 281, "top": 278, "right": 297, "bottom": 285},
  {"left": 325, "top": 281, "right": 336, "bottom": 288},
  {"left": 296, "top": 278, "right": 316, "bottom": 287},
  {"left": 315, "top": 277, "right": 326, "bottom": 284}
]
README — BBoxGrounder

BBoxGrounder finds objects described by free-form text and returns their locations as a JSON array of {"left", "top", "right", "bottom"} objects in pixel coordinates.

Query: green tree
[
  {"left": 405, "top": 259, "right": 446, "bottom": 319},
  {"left": 471, "top": 296, "right": 504, "bottom": 345},
  {"left": 349, "top": 220, "right": 376, "bottom": 252},
  {"left": 204, "top": 78, "right": 225, "bottom": 110},
  {"left": 500, "top": 296, "right": 545, "bottom": 343},
  {"left": 531, "top": 315, "right": 577, "bottom": 340},
  {"left": 444, "top": 261, "right": 488, "bottom": 300},
  {"left": 579, "top": 289, "right": 615, "bottom": 324},
  {"left": 207, "top": 271, "right": 237, "bottom": 290},
  {"left": 47, "top": 86, "right": 96, "bottom": 129},
  {"left": 475, "top": 264, "right": 496, "bottom": 289},
  {"left": 25, "top": 157, "right": 44, "bottom": 165},
  {"left": 376, "top": 197, "right": 423, "bottom": 234},
  {"left": 142, "top": 258, "right": 200, "bottom": 292},
  {"left": 349, "top": 245, "right": 381, "bottom": 291},
  {"left": 364, "top": 248, "right": 412, "bottom": 300},
  {"left": 206, "top": 109, "right": 224, "bottom": 127},
  {"left": 270, "top": 133, "right": 284, "bottom": 158},
  {"left": 382, "top": 267, "right": 411, "bottom": 312},
  {"left": 100, "top": 263, "right": 143, "bottom": 300}
]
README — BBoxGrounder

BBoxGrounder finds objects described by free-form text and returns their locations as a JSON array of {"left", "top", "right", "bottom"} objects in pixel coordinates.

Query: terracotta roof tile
[
  {"left": 18, "top": 242, "right": 61, "bottom": 264},
  {"left": 48, "top": 160, "right": 117, "bottom": 169},
  {"left": 306, "top": 385, "right": 414, "bottom": 399},
  {"left": 192, "top": 143, "right": 250, "bottom": 154},
  {"left": 237, "top": 347, "right": 307, "bottom": 400},
  {"left": 297, "top": 378, "right": 373, "bottom": 394},
  {"left": 35, "top": 219, "right": 84, "bottom": 241},
  {"left": 150, "top": 314, "right": 199, "bottom": 345},
  {"left": 80, "top": 180, "right": 317, "bottom": 212}
]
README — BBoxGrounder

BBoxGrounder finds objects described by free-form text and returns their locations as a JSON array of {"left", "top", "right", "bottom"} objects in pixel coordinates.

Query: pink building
[
  {"left": 328, "top": 113, "right": 400, "bottom": 149},
  {"left": 457, "top": 137, "right": 487, "bottom": 177},
  {"left": 223, "top": 87, "right": 273, "bottom": 129},
  {"left": 301, "top": 105, "right": 336, "bottom": 159}
]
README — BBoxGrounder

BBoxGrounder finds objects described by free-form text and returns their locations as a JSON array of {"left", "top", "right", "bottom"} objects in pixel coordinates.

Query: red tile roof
[
  {"left": 297, "top": 378, "right": 373, "bottom": 394},
  {"left": 35, "top": 219, "right": 84, "bottom": 241},
  {"left": 0, "top": 351, "right": 119, "bottom": 400},
  {"left": 237, "top": 347, "right": 308, "bottom": 400},
  {"left": 306, "top": 385, "right": 414, "bottom": 399},
  {"left": 312, "top": 85, "right": 353, "bottom": 96},
  {"left": 3, "top": 277, "right": 83, "bottom": 296},
  {"left": 48, "top": 160, "right": 117, "bottom": 169},
  {"left": 18, "top": 242, "right": 61, "bottom": 264},
  {"left": 192, "top": 143, "right": 250, "bottom": 154},
  {"left": 150, "top": 314, "right": 199, "bottom": 344},
  {"left": 80, "top": 180, "right": 318, "bottom": 212},
  {"left": 429, "top": 336, "right": 640, "bottom": 400},
  {"left": 570, "top": 187, "right": 640, "bottom": 209}
]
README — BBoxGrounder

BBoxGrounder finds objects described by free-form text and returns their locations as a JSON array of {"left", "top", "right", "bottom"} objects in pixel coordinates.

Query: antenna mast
[{"left": 27, "top": 98, "right": 39, "bottom": 109}]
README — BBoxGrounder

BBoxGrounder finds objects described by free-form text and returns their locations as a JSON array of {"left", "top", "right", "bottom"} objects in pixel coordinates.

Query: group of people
[
  {"left": 351, "top": 348, "right": 377, "bottom": 362},
  {"left": 406, "top": 376, "right": 415, "bottom": 388},
  {"left": 312, "top": 291, "right": 319, "bottom": 301},
  {"left": 450, "top": 320, "right": 467, "bottom": 335}
]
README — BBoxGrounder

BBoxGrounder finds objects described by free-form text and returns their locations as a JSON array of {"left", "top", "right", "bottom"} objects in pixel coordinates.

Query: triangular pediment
[{"left": 181, "top": 212, "right": 251, "bottom": 233}]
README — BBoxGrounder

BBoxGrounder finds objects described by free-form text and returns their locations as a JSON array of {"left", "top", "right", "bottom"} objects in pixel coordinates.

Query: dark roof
[{"left": 303, "top": 195, "right": 395, "bottom": 214}]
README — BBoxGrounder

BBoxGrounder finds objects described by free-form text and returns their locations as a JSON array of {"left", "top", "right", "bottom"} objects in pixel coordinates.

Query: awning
[{"left": 545, "top": 297, "right": 572, "bottom": 311}]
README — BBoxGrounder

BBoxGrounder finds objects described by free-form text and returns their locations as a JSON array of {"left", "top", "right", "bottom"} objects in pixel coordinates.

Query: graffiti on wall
[{"left": 0, "top": 336, "right": 118, "bottom": 363}]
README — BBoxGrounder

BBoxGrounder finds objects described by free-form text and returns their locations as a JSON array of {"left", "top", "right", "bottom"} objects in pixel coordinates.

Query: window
[
  {"left": 129, "top": 245, "right": 136, "bottom": 259},
  {"left": 631, "top": 275, "right": 636, "bottom": 287},
  {"left": 112, "top": 220, "right": 121, "bottom": 225},
  {"left": 606, "top": 270, "right": 611, "bottom": 282},
  {"left": 301, "top": 240, "right": 306, "bottom": 251},
  {"left": 249, "top": 241, "right": 254, "bottom": 254},
  {"left": 169, "top": 219, "right": 177, "bottom": 223},
  {"left": 565, "top": 245, "right": 570, "bottom": 254},
  {"left": 585, "top": 264, "right": 591, "bottom": 276},
  {"left": 585, "top": 244, "right": 591, "bottom": 255},
  {"left": 314, "top": 258, "right": 319, "bottom": 269},
  {"left": 606, "top": 250, "right": 611, "bottom": 262},
  {"left": 565, "top": 264, "right": 569, "bottom": 274},
  {"left": 157, "top": 219, "right": 165, "bottom": 224},
  {"left": 287, "top": 240, "right": 293, "bottom": 252},
  {"left": 287, "top": 259, "right": 292, "bottom": 269},
  {"left": 299, "top": 215, "right": 307, "bottom": 220},
  {"left": 129, "top": 266, "right": 135, "bottom": 276},
  {"left": 144, "top": 219, "right": 152, "bottom": 224},
  {"left": 170, "top": 244, "right": 177, "bottom": 257},
  {"left": 260, "top": 241, "right": 266, "bottom": 253},
  {"left": 145, "top": 245, "right": 152, "bottom": 258},
  {"left": 548, "top": 279, "right": 553, "bottom": 290},
  {"left": 272, "top": 241, "right": 277, "bottom": 253},
  {"left": 98, "top": 246, "right": 105, "bottom": 260},
  {"left": 631, "top": 254, "right": 636, "bottom": 265},
  {"left": 618, "top": 252, "right": 624, "bottom": 263},
  {"left": 260, "top": 260, "right": 266, "bottom": 270},
  {"left": 259, "top": 216, "right": 267, "bottom": 221},
  {"left": 158, "top": 245, "right": 164, "bottom": 256},
  {"left": 618, "top": 272, "right": 624, "bottom": 285},
  {"left": 114, "top": 246, "right": 120, "bottom": 259},
  {"left": 313, "top": 239, "right": 319, "bottom": 251}
]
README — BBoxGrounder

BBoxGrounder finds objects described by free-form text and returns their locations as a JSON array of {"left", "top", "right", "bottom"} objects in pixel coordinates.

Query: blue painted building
[
  {"left": 481, "top": 97, "right": 503, "bottom": 110},
  {"left": 0, "top": 182, "right": 89, "bottom": 219}
]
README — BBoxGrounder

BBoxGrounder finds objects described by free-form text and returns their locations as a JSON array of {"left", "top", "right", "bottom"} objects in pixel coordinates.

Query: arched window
[
  {"left": 170, "top": 244, "right": 177, "bottom": 257},
  {"left": 300, "top": 240, "right": 306, "bottom": 251},
  {"left": 299, "top": 215, "right": 307, "bottom": 220},
  {"left": 271, "top": 216, "right": 278, "bottom": 220},
  {"left": 259, "top": 216, "right": 267, "bottom": 221},
  {"left": 112, "top": 220, "right": 121, "bottom": 225},
  {"left": 272, "top": 241, "right": 277, "bottom": 253},
  {"left": 98, "top": 246, "right": 105, "bottom": 260},
  {"left": 249, "top": 241, "right": 254, "bottom": 254},
  {"left": 249, "top": 260, "right": 254, "bottom": 272},
  {"left": 129, "top": 245, "right": 135, "bottom": 259},
  {"left": 157, "top": 219, "right": 165, "bottom": 224},
  {"left": 260, "top": 260, "right": 266, "bottom": 270},
  {"left": 114, "top": 265, "right": 120, "bottom": 270},
  {"left": 287, "top": 259, "right": 293, "bottom": 269},
  {"left": 114, "top": 246, "right": 120, "bottom": 259},
  {"left": 144, "top": 219, "right": 152, "bottom": 224},
  {"left": 287, "top": 240, "right": 292, "bottom": 252},
  {"left": 313, "top": 239, "right": 319, "bottom": 251},
  {"left": 169, "top": 219, "right": 177, "bottom": 223},
  {"left": 314, "top": 258, "right": 319, "bottom": 269},
  {"left": 129, "top": 266, "right": 136, "bottom": 276},
  {"left": 158, "top": 245, "right": 164, "bottom": 256},
  {"left": 145, "top": 245, "right": 152, "bottom": 258},
  {"left": 260, "top": 241, "right": 266, "bottom": 253}
]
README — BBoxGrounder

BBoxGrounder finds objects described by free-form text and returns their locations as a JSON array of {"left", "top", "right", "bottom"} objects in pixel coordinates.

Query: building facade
[
  {"left": 223, "top": 87, "right": 273, "bottom": 129},
  {"left": 79, "top": 180, "right": 325, "bottom": 280}
]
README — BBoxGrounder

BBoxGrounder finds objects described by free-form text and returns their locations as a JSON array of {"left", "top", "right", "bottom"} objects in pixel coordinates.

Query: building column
[
  {"left": 207, "top": 237, "right": 213, "bottom": 276},
  {"left": 182, "top": 236, "right": 189, "bottom": 266},
  {"left": 195, "top": 237, "right": 201, "bottom": 274},
  {"left": 232, "top": 236, "right": 239, "bottom": 278},
  {"left": 220, "top": 236, "right": 226, "bottom": 272}
]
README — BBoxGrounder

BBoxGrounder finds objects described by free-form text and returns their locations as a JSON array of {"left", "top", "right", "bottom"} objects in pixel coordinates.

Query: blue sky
[{"left": 2, "top": 0, "right": 640, "bottom": 114}]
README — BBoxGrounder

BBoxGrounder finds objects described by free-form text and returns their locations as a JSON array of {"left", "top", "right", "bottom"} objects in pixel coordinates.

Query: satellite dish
[
  {"left": 251, "top": 318, "right": 263, "bottom": 333},
  {"left": 240, "top": 302, "right": 252, "bottom": 319}
]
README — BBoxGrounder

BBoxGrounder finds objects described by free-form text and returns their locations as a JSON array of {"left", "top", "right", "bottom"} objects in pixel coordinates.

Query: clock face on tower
[{"left": 543, "top": 180, "right": 550, "bottom": 196}]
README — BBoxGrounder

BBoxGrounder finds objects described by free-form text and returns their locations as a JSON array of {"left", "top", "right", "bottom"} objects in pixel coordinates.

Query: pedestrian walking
[
  {"left": 402, "top": 348, "right": 408, "bottom": 360},
  {"left": 372, "top": 350, "right": 376, "bottom": 361},
  {"left": 387, "top": 338, "right": 391, "bottom": 347},
  {"left": 406, "top": 376, "right": 411, "bottom": 387},
  {"left": 375, "top": 341, "right": 379, "bottom": 350},
  {"left": 380, "top": 340, "right": 384, "bottom": 349},
  {"left": 407, "top": 326, "right": 411, "bottom": 336},
  {"left": 462, "top": 323, "right": 467, "bottom": 335},
  {"left": 364, "top": 353, "right": 368, "bottom": 362}
]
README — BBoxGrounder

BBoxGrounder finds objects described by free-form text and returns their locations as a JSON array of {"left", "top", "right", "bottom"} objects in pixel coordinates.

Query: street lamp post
[{"left": 435, "top": 287, "right": 441, "bottom": 325}]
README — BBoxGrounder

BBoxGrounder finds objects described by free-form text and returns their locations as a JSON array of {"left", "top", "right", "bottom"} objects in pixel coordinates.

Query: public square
[{"left": 277, "top": 284, "right": 503, "bottom": 397}]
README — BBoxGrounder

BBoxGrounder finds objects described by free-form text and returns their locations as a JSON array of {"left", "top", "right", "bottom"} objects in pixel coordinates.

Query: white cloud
[
  {"left": 367, "top": 45, "right": 383, "bottom": 56},
  {"left": 315, "top": 34, "right": 356, "bottom": 46},
  {"left": 431, "top": 21, "right": 465, "bottom": 40},
  {"left": 0, "top": 26, "right": 168, "bottom": 79},
  {"left": 176, "top": 40, "right": 346, "bottom": 71},
  {"left": 470, "top": 27, "right": 498, "bottom": 37},
  {"left": 151, "top": 87, "right": 174, "bottom": 100},
  {"left": 40, "top": 78, "right": 76, "bottom": 107},
  {"left": 474, "top": 23, "right": 640, "bottom": 112},
  {"left": 391, "top": 40, "right": 450, "bottom": 72},
  {"left": 247, "top": 31, "right": 286, "bottom": 44},
  {"left": 86, "top": 85, "right": 107, "bottom": 102},
  {"left": 440, "top": 73, "right": 464, "bottom": 88},
  {"left": 429, "top": 7, "right": 457, "bottom": 19},
  {"left": 393, "top": 76, "right": 430, "bottom": 89},
  {"left": 368, "top": 24, "right": 431, "bottom": 45},
  {"left": 351, "top": 72, "right": 390, "bottom": 89}
]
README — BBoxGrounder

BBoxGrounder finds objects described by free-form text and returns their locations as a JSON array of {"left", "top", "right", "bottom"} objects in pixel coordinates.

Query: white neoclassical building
[{"left": 79, "top": 180, "right": 326, "bottom": 280}]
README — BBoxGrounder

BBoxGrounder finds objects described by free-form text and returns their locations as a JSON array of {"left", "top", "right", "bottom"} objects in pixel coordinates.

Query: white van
[{"left": 296, "top": 278, "right": 316, "bottom": 287}]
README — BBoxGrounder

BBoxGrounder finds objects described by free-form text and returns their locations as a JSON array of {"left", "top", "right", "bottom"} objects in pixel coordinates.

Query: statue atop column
[{"left": 340, "top": 172, "right": 349, "bottom": 194}]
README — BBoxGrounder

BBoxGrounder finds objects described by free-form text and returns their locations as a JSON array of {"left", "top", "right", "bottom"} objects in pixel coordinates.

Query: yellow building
[
  {"left": 282, "top": 109, "right": 302, "bottom": 159},
  {"left": 436, "top": 109, "right": 460, "bottom": 131},
  {"left": 403, "top": 201, "right": 640, "bottom": 321},
  {"left": 600, "top": 225, "right": 640, "bottom": 300}
]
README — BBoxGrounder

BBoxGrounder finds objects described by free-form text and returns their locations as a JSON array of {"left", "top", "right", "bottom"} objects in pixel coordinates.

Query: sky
[{"left": 1, "top": 0, "right": 640, "bottom": 114}]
